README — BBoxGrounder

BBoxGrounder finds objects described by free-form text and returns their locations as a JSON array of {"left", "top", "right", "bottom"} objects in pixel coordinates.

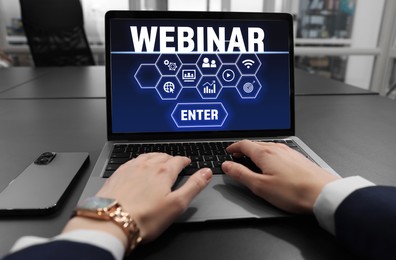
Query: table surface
[
  {"left": 0, "top": 66, "right": 375, "bottom": 99},
  {"left": 0, "top": 67, "right": 105, "bottom": 99},
  {"left": 0, "top": 67, "right": 52, "bottom": 93},
  {"left": 1, "top": 93, "right": 395, "bottom": 258},
  {"left": 294, "top": 69, "right": 376, "bottom": 96}
]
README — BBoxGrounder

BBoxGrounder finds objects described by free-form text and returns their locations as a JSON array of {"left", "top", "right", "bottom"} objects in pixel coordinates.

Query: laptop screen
[{"left": 106, "top": 11, "right": 294, "bottom": 140}]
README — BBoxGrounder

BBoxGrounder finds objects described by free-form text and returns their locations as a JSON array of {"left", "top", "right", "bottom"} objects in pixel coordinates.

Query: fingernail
[
  {"left": 221, "top": 161, "right": 231, "bottom": 172},
  {"left": 200, "top": 168, "right": 212, "bottom": 181}
]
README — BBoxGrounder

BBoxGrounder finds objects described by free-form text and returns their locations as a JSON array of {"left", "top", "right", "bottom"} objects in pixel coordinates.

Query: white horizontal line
[{"left": 111, "top": 51, "right": 289, "bottom": 55}]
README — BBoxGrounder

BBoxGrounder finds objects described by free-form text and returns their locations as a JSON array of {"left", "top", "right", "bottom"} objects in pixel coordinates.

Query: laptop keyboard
[{"left": 103, "top": 139, "right": 307, "bottom": 178}]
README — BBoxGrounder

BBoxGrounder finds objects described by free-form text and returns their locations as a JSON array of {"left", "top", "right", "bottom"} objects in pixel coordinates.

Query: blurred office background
[{"left": 0, "top": 0, "right": 395, "bottom": 98}]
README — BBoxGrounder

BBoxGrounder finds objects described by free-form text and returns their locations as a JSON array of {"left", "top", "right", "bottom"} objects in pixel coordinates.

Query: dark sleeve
[
  {"left": 334, "top": 186, "right": 396, "bottom": 260},
  {"left": 3, "top": 240, "right": 115, "bottom": 260}
]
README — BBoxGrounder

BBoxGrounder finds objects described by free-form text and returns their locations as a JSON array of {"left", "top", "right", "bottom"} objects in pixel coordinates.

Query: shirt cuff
[
  {"left": 313, "top": 176, "right": 375, "bottom": 235},
  {"left": 10, "top": 230, "right": 125, "bottom": 260}
]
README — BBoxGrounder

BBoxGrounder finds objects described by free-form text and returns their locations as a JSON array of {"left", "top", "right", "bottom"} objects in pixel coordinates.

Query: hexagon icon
[
  {"left": 197, "top": 54, "right": 221, "bottom": 75},
  {"left": 176, "top": 64, "right": 202, "bottom": 88},
  {"left": 197, "top": 76, "right": 223, "bottom": 100},
  {"left": 216, "top": 64, "right": 241, "bottom": 88},
  {"left": 156, "top": 54, "right": 182, "bottom": 75},
  {"left": 155, "top": 76, "right": 183, "bottom": 100},
  {"left": 134, "top": 64, "right": 161, "bottom": 89},
  {"left": 236, "top": 54, "right": 261, "bottom": 75},
  {"left": 177, "top": 53, "right": 200, "bottom": 64},
  {"left": 236, "top": 76, "right": 262, "bottom": 99},
  {"left": 171, "top": 102, "right": 228, "bottom": 128}
]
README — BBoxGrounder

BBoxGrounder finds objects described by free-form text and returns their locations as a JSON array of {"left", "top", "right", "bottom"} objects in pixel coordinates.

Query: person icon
[
  {"left": 210, "top": 59, "right": 217, "bottom": 68},
  {"left": 202, "top": 57, "right": 210, "bottom": 68}
]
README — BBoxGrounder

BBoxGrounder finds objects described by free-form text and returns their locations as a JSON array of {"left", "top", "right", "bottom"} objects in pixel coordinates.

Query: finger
[
  {"left": 255, "top": 141, "right": 279, "bottom": 146},
  {"left": 162, "top": 156, "right": 191, "bottom": 182},
  {"left": 130, "top": 153, "right": 188, "bottom": 170},
  {"left": 226, "top": 140, "right": 265, "bottom": 159},
  {"left": 257, "top": 141, "right": 290, "bottom": 151},
  {"left": 145, "top": 153, "right": 192, "bottom": 170},
  {"left": 170, "top": 168, "right": 212, "bottom": 211},
  {"left": 121, "top": 153, "right": 169, "bottom": 169},
  {"left": 118, "top": 153, "right": 189, "bottom": 182},
  {"left": 222, "top": 160, "right": 265, "bottom": 190},
  {"left": 137, "top": 152, "right": 172, "bottom": 163}
]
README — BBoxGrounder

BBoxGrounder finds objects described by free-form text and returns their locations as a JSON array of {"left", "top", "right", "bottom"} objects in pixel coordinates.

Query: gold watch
[{"left": 74, "top": 196, "right": 142, "bottom": 253}]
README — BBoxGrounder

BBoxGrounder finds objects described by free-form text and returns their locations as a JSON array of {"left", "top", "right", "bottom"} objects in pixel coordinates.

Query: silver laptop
[{"left": 79, "top": 10, "right": 338, "bottom": 222}]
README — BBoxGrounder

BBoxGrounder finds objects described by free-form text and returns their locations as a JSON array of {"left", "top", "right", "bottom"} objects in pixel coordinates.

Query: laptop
[{"left": 79, "top": 10, "right": 338, "bottom": 222}]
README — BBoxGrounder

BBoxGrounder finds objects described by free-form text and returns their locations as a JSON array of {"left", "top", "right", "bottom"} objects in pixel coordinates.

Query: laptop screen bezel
[{"left": 105, "top": 10, "right": 295, "bottom": 141}]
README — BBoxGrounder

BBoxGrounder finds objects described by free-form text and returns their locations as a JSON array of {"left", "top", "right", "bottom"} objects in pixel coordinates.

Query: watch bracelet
[
  {"left": 109, "top": 205, "right": 143, "bottom": 253},
  {"left": 73, "top": 200, "right": 142, "bottom": 254}
]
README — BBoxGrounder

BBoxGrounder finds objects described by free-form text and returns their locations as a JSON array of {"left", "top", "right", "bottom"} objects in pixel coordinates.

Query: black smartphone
[{"left": 0, "top": 152, "right": 89, "bottom": 216}]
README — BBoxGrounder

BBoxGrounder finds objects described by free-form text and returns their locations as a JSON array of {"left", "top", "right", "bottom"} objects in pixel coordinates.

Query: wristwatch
[{"left": 74, "top": 196, "right": 142, "bottom": 253}]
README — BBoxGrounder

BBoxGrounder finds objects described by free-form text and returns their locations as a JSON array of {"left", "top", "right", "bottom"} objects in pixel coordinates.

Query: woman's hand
[
  {"left": 222, "top": 140, "right": 339, "bottom": 213},
  {"left": 64, "top": 153, "right": 212, "bottom": 247}
]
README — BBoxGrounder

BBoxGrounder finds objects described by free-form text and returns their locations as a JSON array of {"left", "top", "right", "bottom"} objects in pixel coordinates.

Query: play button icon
[{"left": 222, "top": 69, "right": 235, "bottom": 82}]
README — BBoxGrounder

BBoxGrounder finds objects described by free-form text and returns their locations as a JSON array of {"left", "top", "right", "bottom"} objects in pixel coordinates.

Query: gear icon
[
  {"left": 163, "top": 60, "right": 170, "bottom": 65},
  {"left": 168, "top": 62, "right": 177, "bottom": 71}
]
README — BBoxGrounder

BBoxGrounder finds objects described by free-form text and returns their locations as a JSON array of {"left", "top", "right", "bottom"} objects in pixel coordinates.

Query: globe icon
[{"left": 163, "top": 81, "right": 175, "bottom": 93}]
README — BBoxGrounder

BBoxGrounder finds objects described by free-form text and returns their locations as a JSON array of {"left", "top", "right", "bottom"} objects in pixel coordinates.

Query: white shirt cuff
[
  {"left": 313, "top": 176, "right": 375, "bottom": 235},
  {"left": 10, "top": 230, "right": 125, "bottom": 260}
]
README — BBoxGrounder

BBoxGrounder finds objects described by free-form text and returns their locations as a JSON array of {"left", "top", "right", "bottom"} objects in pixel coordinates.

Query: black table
[
  {"left": 294, "top": 69, "right": 376, "bottom": 96},
  {"left": 0, "top": 99, "right": 105, "bottom": 256},
  {"left": 1, "top": 94, "right": 395, "bottom": 258},
  {"left": 295, "top": 95, "right": 396, "bottom": 185},
  {"left": 0, "top": 67, "right": 105, "bottom": 99},
  {"left": 0, "top": 67, "right": 51, "bottom": 93}
]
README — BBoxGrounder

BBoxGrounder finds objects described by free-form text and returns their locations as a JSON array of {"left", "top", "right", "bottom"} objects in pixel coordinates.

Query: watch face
[{"left": 79, "top": 197, "right": 116, "bottom": 210}]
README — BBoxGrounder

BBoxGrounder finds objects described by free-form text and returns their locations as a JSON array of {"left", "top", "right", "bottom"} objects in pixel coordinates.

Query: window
[{"left": 0, "top": 0, "right": 395, "bottom": 98}]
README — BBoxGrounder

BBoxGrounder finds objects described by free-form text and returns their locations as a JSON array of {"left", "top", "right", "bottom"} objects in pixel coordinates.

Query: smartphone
[{"left": 0, "top": 152, "right": 89, "bottom": 216}]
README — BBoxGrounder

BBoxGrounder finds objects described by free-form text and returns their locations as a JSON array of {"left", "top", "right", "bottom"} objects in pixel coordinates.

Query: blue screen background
[{"left": 110, "top": 18, "right": 291, "bottom": 133}]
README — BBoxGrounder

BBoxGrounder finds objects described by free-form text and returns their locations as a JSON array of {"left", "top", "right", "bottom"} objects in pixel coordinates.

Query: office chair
[{"left": 19, "top": 0, "right": 95, "bottom": 66}]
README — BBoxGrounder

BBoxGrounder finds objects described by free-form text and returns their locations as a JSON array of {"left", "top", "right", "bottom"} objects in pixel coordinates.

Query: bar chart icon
[{"left": 203, "top": 80, "right": 216, "bottom": 94}]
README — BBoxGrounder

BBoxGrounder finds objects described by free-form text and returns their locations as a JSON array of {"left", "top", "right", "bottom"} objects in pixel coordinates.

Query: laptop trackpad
[{"left": 175, "top": 175, "right": 289, "bottom": 222}]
